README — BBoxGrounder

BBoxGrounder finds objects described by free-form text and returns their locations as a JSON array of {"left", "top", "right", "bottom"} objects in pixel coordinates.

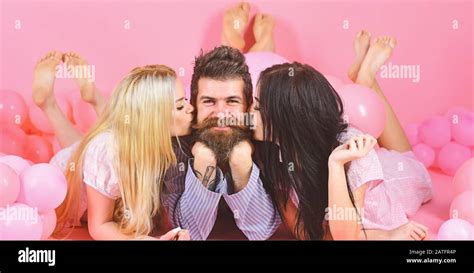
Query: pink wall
[{"left": 1, "top": 0, "right": 472, "bottom": 125}]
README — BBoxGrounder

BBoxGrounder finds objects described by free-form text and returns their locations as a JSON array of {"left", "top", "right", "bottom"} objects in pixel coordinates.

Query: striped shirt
[{"left": 162, "top": 137, "right": 281, "bottom": 240}]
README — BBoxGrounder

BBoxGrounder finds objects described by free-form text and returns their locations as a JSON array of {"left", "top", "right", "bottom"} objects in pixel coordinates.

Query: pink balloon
[
  {"left": 0, "top": 89, "right": 28, "bottom": 127},
  {"left": 445, "top": 106, "right": 470, "bottom": 119},
  {"left": 244, "top": 52, "right": 289, "bottom": 92},
  {"left": 451, "top": 112, "right": 474, "bottom": 147},
  {"left": 413, "top": 143, "right": 435, "bottom": 168},
  {"left": 0, "top": 124, "right": 26, "bottom": 157},
  {"left": 430, "top": 147, "right": 441, "bottom": 169},
  {"left": 338, "top": 84, "right": 386, "bottom": 138},
  {"left": 453, "top": 158, "right": 474, "bottom": 195},
  {"left": 39, "top": 210, "right": 57, "bottom": 240},
  {"left": 28, "top": 96, "right": 71, "bottom": 134},
  {"left": 17, "top": 163, "right": 67, "bottom": 213},
  {"left": 437, "top": 142, "right": 471, "bottom": 176},
  {"left": 0, "top": 163, "right": 21, "bottom": 207},
  {"left": 419, "top": 116, "right": 451, "bottom": 148},
  {"left": 404, "top": 123, "right": 420, "bottom": 146},
  {"left": 0, "top": 203, "right": 43, "bottom": 240},
  {"left": 71, "top": 98, "right": 97, "bottom": 133},
  {"left": 450, "top": 191, "right": 474, "bottom": 224},
  {"left": 0, "top": 155, "right": 31, "bottom": 175},
  {"left": 437, "top": 218, "right": 472, "bottom": 240},
  {"left": 24, "top": 135, "right": 53, "bottom": 163}
]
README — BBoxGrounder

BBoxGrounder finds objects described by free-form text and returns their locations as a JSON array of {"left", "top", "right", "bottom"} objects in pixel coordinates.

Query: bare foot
[
  {"left": 221, "top": 2, "right": 250, "bottom": 51},
  {"left": 388, "top": 221, "right": 429, "bottom": 240},
  {"left": 32, "top": 51, "right": 62, "bottom": 109},
  {"left": 63, "top": 52, "right": 99, "bottom": 105},
  {"left": 249, "top": 13, "right": 275, "bottom": 52},
  {"left": 347, "top": 30, "right": 371, "bottom": 82},
  {"left": 356, "top": 36, "right": 397, "bottom": 87},
  {"left": 364, "top": 221, "right": 429, "bottom": 240}
]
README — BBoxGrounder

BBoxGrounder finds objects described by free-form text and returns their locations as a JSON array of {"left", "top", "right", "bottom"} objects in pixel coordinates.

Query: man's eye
[
  {"left": 177, "top": 106, "right": 184, "bottom": 110},
  {"left": 253, "top": 106, "right": 260, "bottom": 111},
  {"left": 228, "top": 100, "right": 240, "bottom": 104},
  {"left": 203, "top": 100, "right": 213, "bottom": 104}
]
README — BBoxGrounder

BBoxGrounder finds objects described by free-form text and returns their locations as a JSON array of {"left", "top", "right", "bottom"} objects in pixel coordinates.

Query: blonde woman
[{"left": 32, "top": 51, "right": 194, "bottom": 240}]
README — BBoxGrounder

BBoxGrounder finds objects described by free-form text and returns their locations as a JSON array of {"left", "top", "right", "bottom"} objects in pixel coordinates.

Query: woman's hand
[
  {"left": 328, "top": 135, "right": 377, "bottom": 167},
  {"left": 158, "top": 227, "right": 191, "bottom": 241}
]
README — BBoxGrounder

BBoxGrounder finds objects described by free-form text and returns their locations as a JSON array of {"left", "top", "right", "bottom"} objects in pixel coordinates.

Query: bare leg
[
  {"left": 32, "top": 51, "right": 83, "bottom": 148},
  {"left": 355, "top": 36, "right": 411, "bottom": 152},
  {"left": 362, "top": 221, "right": 429, "bottom": 240},
  {"left": 221, "top": 2, "right": 250, "bottom": 51},
  {"left": 248, "top": 14, "right": 275, "bottom": 52},
  {"left": 63, "top": 52, "right": 105, "bottom": 114}
]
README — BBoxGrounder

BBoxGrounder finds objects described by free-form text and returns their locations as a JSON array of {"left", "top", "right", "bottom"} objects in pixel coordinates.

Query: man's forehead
[{"left": 197, "top": 78, "right": 244, "bottom": 98}]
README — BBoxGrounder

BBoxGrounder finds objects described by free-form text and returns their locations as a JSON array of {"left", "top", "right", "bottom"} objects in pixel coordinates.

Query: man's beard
[{"left": 193, "top": 117, "right": 252, "bottom": 167}]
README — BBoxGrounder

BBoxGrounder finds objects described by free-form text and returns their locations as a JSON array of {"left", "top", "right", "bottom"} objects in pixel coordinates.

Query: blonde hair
[{"left": 54, "top": 65, "right": 177, "bottom": 238}]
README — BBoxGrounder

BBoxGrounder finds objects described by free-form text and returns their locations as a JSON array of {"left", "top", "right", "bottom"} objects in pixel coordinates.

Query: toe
[
  {"left": 409, "top": 232, "right": 419, "bottom": 241},
  {"left": 389, "top": 38, "right": 397, "bottom": 47},
  {"left": 240, "top": 2, "right": 250, "bottom": 13},
  {"left": 413, "top": 226, "right": 426, "bottom": 239},
  {"left": 46, "top": 52, "right": 55, "bottom": 60},
  {"left": 410, "top": 230, "right": 422, "bottom": 241},
  {"left": 52, "top": 51, "right": 62, "bottom": 61}
]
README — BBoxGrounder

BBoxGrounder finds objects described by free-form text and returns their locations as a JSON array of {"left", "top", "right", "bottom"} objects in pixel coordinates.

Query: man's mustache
[
  {"left": 192, "top": 116, "right": 249, "bottom": 131},
  {"left": 192, "top": 116, "right": 252, "bottom": 166}
]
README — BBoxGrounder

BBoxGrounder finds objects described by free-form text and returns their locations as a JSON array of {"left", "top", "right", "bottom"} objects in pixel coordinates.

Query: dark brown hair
[
  {"left": 190, "top": 46, "right": 253, "bottom": 120},
  {"left": 255, "top": 62, "right": 357, "bottom": 240}
]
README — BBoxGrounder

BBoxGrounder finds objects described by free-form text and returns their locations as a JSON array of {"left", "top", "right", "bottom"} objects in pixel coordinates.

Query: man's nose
[{"left": 212, "top": 101, "right": 232, "bottom": 117}]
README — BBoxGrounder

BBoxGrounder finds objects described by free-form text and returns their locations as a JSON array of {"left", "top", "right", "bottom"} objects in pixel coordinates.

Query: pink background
[
  {"left": 1, "top": 0, "right": 472, "bottom": 240},
  {"left": 0, "top": 0, "right": 472, "bottom": 125}
]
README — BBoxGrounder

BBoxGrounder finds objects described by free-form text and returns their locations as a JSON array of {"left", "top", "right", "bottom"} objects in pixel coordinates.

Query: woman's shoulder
[
  {"left": 82, "top": 130, "right": 120, "bottom": 199},
  {"left": 84, "top": 130, "right": 115, "bottom": 158},
  {"left": 88, "top": 130, "right": 114, "bottom": 146}
]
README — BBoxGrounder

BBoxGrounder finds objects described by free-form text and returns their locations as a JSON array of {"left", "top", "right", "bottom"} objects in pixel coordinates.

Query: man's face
[
  {"left": 196, "top": 77, "right": 247, "bottom": 127},
  {"left": 194, "top": 77, "right": 251, "bottom": 165}
]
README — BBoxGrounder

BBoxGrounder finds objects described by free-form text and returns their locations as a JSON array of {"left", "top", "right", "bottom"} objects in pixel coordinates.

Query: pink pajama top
[{"left": 290, "top": 126, "right": 433, "bottom": 231}]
